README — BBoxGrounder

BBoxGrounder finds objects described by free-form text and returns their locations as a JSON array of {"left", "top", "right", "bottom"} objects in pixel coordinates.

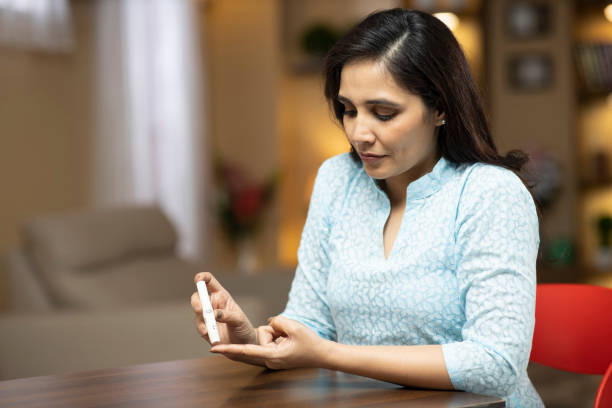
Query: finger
[
  {"left": 210, "top": 343, "right": 276, "bottom": 360},
  {"left": 190, "top": 292, "right": 202, "bottom": 314},
  {"left": 194, "top": 271, "right": 209, "bottom": 284},
  {"left": 214, "top": 308, "right": 246, "bottom": 326},
  {"left": 256, "top": 325, "right": 275, "bottom": 345},
  {"left": 195, "top": 316, "right": 211, "bottom": 344},
  {"left": 274, "top": 336, "right": 288, "bottom": 345},
  {"left": 221, "top": 352, "right": 267, "bottom": 367},
  {"left": 268, "top": 315, "right": 299, "bottom": 334},
  {"left": 194, "top": 271, "right": 225, "bottom": 293}
]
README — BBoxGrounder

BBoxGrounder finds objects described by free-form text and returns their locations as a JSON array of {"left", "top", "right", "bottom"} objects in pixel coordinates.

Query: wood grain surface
[{"left": 0, "top": 356, "right": 505, "bottom": 407}]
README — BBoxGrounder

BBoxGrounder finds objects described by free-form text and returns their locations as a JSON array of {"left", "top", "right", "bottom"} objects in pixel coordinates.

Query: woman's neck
[{"left": 382, "top": 153, "right": 440, "bottom": 206}]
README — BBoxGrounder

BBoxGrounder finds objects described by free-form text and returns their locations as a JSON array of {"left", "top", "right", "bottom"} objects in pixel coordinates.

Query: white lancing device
[{"left": 196, "top": 280, "right": 221, "bottom": 345}]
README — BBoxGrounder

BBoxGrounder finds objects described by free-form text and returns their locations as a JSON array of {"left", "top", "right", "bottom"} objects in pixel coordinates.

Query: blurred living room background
[{"left": 0, "top": 0, "right": 611, "bottom": 406}]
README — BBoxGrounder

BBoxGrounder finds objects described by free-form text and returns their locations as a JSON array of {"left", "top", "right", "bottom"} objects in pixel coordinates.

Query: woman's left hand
[{"left": 210, "top": 316, "right": 332, "bottom": 370}]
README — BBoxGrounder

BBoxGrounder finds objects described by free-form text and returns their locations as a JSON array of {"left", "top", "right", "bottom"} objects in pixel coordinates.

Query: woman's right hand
[{"left": 191, "top": 272, "right": 257, "bottom": 346}]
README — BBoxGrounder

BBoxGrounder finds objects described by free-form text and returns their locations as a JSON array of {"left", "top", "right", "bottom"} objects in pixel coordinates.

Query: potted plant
[{"left": 213, "top": 157, "right": 278, "bottom": 273}]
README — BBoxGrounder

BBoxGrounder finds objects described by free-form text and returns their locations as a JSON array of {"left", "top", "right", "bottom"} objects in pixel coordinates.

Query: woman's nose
[{"left": 348, "top": 117, "right": 376, "bottom": 145}]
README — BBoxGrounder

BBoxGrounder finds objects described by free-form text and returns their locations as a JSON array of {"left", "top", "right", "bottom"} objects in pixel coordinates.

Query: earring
[{"left": 440, "top": 119, "right": 446, "bottom": 125}]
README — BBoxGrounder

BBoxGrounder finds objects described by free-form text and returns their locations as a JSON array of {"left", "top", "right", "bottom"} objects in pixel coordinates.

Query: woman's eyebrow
[{"left": 337, "top": 95, "right": 401, "bottom": 108}]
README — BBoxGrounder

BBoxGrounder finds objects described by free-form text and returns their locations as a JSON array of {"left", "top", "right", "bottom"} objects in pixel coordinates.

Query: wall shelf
[
  {"left": 579, "top": 178, "right": 612, "bottom": 191},
  {"left": 574, "top": 2, "right": 612, "bottom": 270}
]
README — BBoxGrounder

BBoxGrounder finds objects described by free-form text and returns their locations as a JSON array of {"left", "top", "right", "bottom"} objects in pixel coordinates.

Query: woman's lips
[{"left": 360, "top": 153, "right": 387, "bottom": 164}]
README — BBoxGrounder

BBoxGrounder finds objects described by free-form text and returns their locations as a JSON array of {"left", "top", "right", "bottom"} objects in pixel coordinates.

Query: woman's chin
[{"left": 363, "top": 167, "right": 388, "bottom": 180}]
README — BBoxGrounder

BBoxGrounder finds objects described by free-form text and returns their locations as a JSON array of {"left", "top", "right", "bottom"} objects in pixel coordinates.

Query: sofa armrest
[{"left": 3, "top": 249, "right": 54, "bottom": 312}]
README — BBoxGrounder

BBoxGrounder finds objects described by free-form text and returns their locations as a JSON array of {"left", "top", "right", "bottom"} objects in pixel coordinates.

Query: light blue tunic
[{"left": 281, "top": 153, "right": 544, "bottom": 407}]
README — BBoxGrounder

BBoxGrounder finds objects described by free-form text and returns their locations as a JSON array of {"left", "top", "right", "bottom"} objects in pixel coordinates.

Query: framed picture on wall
[
  {"left": 506, "top": 1, "right": 551, "bottom": 39},
  {"left": 508, "top": 53, "right": 553, "bottom": 91}
]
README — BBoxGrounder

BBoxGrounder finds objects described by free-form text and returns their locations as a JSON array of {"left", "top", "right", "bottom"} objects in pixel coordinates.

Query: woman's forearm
[{"left": 321, "top": 342, "right": 454, "bottom": 390}]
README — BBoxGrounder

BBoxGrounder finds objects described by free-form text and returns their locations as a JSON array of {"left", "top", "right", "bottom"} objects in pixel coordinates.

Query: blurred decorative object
[
  {"left": 595, "top": 214, "right": 612, "bottom": 271},
  {"left": 597, "top": 213, "right": 612, "bottom": 264},
  {"left": 0, "top": 0, "right": 74, "bottom": 52},
  {"left": 508, "top": 53, "right": 553, "bottom": 91},
  {"left": 545, "top": 236, "right": 575, "bottom": 267},
  {"left": 293, "top": 22, "right": 344, "bottom": 73},
  {"left": 605, "top": 3, "right": 612, "bottom": 23},
  {"left": 213, "top": 158, "right": 278, "bottom": 274},
  {"left": 433, "top": 12, "right": 459, "bottom": 31},
  {"left": 524, "top": 148, "right": 563, "bottom": 209},
  {"left": 300, "top": 23, "right": 340, "bottom": 58},
  {"left": 574, "top": 43, "right": 612, "bottom": 92},
  {"left": 506, "top": 1, "right": 550, "bottom": 39},
  {"left": 236, "top": 237, "right": 257, "bottom": 274},
  {"left": 595, "top": 247, "right": 612, "bottom": 271}
]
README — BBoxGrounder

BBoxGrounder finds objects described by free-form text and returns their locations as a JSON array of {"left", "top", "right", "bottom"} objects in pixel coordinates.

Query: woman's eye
[
  {"left": 341, "top": 106, "right": 397, "bottom": 121},
  {"left": 374, "top": 110, "right": 397, "bottom": 121}
]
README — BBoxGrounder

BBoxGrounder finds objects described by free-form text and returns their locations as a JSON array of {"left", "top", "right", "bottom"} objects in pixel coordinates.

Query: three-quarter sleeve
[
  {"left": 281, "top": 158, "right": 343, "bottom": 341},
  {"left": 441, "top": 165, "right": 539, "bottom": 398}
]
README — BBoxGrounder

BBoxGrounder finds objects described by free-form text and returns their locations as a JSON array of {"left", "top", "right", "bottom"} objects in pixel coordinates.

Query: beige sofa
[
  {"left": 4, "top": 205, "right": 203, "bottom": 311},
  {"left": 0, "top": 206, "right": 294, "bottom": 380}
]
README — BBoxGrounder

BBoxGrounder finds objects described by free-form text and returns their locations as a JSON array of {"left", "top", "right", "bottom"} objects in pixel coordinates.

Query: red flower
[
  {"left": 232, "top": 186, "right": 263, "bottom": 222},
  {"left": 213, "top": 157, "right": 277, "bottom": 242}
]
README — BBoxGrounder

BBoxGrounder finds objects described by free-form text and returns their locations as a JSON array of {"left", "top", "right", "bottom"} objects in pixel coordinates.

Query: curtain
[{"left": 94, "top": 0, "right": 208, "bottom": 260}]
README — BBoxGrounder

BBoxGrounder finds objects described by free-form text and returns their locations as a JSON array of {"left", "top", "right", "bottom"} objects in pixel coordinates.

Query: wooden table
[{"left": 0, "top": 356, "right": 505, "bottom": 407}]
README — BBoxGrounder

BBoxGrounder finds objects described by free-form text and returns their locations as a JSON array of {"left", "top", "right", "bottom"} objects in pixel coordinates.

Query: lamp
[{"left": 433, "top": 12, "right": 459, "bottom": 31}]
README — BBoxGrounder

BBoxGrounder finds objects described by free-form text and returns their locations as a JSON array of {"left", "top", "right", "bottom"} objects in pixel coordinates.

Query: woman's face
[{"left": 338, "top": 59, "right": 444, "bottom": 184}]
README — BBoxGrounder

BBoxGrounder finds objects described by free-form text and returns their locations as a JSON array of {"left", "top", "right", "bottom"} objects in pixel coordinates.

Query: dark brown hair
[{"left": 324, "top": 8, "right": 530, "bottom": 176}]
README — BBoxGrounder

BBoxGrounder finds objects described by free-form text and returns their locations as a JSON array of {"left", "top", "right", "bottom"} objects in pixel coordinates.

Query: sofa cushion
[
  {"left": 23, "top": 205, "right": 177, "bottom": 271},
  {"left": 0, "top": 298, "right": 265, "bottom": 380}
]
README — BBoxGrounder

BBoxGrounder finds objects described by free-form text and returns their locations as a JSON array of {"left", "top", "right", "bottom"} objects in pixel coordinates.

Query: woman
[{"left": 191, "top": 8, "right": 543, "bottom": 407}]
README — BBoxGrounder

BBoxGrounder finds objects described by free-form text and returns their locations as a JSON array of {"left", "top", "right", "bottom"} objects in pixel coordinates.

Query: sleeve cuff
[
  {"left": 441, "top": 342, "right": 466, "bottom": 391},
  {"left": 279, "top": 312, "right": 335, "bottom": 341}
]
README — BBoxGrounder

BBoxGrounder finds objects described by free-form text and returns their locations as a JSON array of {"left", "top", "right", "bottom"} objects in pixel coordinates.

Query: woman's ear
[{"left": 434, "top": 110, "right": 446, "bottom": 126}]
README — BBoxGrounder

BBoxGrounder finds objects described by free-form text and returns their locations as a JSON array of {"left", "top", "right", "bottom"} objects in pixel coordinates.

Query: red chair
[
  {"left": 530, "top": 284, "right": 612, "bottom": 408},
  {"left": 599, "top": 363, "right": 612, "bottom": 408}
]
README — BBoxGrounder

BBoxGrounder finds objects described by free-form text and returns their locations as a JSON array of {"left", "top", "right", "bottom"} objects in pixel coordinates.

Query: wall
[
  {"left": 0, "top": 1, "right": 94, "bottom": 307},
  {"left": 487, "top": 0, "right": 577, "bottom": 257}
]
